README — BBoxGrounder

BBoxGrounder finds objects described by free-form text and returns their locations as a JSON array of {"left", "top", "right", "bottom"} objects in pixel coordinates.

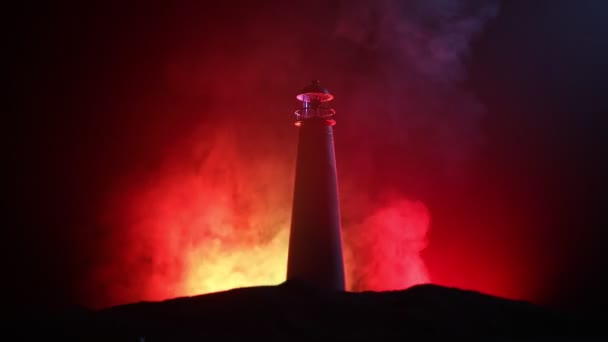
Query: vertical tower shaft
[{"left": 287, "top": 81, "right": 345, "bottom": 291}]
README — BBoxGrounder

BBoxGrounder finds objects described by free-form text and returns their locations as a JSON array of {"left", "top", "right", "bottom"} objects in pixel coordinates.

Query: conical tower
[{"left": 286, "top": 80, "right": 345, "bottom": 291}]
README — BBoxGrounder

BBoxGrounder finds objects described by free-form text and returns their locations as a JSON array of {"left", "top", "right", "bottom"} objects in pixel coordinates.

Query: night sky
[{"left": 7, "top": 1, "right": 608, "bottom": 315}]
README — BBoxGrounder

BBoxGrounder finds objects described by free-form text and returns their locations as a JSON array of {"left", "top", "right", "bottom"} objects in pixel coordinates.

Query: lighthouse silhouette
[{"left": 286, "top": 80, "right": 345, "bottom": 291}]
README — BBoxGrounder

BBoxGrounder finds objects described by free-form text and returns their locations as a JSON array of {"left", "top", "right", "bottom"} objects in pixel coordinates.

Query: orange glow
[
  {"left": 92, "top": 124, "right": 295, "bottom": 306},
  {"left": 181, "top": 229, "right": 289, "bottom": 296}
]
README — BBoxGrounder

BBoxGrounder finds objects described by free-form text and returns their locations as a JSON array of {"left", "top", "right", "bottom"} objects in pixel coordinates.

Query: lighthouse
[{"left": 286, "top": 80, "right": 345, "bottom": 291}]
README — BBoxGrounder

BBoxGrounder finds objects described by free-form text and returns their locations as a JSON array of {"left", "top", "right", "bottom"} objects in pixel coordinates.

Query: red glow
[
  {"left": 88, "top": 121, "right": 537, "bottom": 308},
  {"left": 85, "top": 114, "right": 540, "bottom": 309},
  {"left": 344, "top": 199, "right": 431, "bottom": 291},
  {"left": 18, "top": 1, "right": 564, "bottom": 312},
  {"left": 91, "top": 123, "right": 434, "bottom": 307}
]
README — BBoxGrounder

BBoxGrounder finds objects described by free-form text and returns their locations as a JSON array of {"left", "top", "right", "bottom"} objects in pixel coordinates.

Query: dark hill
[{"left": 17, "top": 280, "right": 606, "bottom": 340}]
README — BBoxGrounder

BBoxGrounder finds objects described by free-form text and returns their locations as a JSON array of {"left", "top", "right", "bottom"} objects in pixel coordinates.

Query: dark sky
[
  {"left": 468, "top": 1, "right": 608, "bottom": 312},
  {"left": 6, "top": 0, "right": 608, "bottom": 315}
]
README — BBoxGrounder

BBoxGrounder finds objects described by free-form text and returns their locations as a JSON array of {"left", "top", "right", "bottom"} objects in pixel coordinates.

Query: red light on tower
[
  {"left": 294, "top": 80, "right": 336, "bottom": 127},
  {"left": 287, "top": 80, "right": 345, "bottom": 291}
]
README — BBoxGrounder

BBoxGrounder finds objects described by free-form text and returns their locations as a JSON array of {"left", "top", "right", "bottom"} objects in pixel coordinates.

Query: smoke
[
  {"left": 333, "top": 0, "right": 500, "bottom": 181},
  {"left": 335, "top": 0, "right": 500, "bottom": 291},
  {"left": 81, "top": 0, "right": 500, "bottom": 307},
  {"left": 344, "top": 197, "right": 431, "bottom": 291},
  {"left": 334, "top": 0, "right": 498, "bottom": 80},
  {"left": 90, "top": 120, "right": 295, "bottom": 306}
]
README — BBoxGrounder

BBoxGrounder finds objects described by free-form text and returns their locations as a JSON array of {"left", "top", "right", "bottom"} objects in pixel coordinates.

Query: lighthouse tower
[{"left": 286, "top": 80, "right": 345, "bottom": 291}]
